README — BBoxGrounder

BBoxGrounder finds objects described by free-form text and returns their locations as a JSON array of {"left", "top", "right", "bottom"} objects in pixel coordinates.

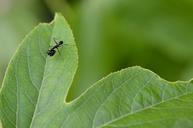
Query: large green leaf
[
  {"left": 0, "top": 13, "right": 78, "bottom": 128},
  {"left": 1, "top": 13, "right": 193, "bottom": 128}
]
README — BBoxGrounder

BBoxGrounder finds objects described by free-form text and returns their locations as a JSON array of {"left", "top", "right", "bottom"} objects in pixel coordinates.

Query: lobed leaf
[{"left": 1, "top": 13, "right": 193, "bottom": 128}]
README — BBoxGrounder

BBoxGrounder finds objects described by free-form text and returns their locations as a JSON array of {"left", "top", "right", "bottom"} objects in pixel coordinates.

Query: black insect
[{"left": 47, "top": 38, "right": 63, "bottom": 56}]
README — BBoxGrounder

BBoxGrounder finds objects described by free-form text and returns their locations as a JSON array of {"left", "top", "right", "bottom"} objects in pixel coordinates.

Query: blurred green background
[{"left": 1, "top": 0, "right": 193, "bottom": 101}]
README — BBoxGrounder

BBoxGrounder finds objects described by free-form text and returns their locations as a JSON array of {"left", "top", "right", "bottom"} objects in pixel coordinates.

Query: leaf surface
[
  {"left": 0, "top": 13, "right": 78, "bottom": 128},
  {"left": 1, "top": 13, "right": 193, "bottom": 128}
]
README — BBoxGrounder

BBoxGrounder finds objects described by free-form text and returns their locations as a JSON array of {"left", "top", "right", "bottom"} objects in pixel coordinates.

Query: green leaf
[
  {"left": 1, "top": 13, "right": 193, "bottom": 128},
  {"left": 0, "top": 13, "right": 78, "bottom": 128}
]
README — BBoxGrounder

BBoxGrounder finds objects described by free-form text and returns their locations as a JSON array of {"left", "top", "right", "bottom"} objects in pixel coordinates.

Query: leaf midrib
[
  {"left": 29, "top": 24, "right": 53, "bottom": 128},
  {"left": 99, "top": 88, "right": 192, "bottom": 128}
]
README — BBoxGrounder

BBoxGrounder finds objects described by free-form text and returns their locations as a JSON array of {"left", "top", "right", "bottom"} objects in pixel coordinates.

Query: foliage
[
  {"left": 1, "top": 0, "right": 193, "bottom": 101},
  {"left": 1, "top": 14, "right": 193, "bottom": 128},
  {"left": 68, "top": 0, "right": 193, "bottom": 100}
]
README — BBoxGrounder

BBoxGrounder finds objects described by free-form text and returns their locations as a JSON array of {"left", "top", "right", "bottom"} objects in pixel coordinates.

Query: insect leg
[
  {"left": 56, "top": 47, "right": 60, "bottom": 55},
  {"left": 53, "top": 37, "right": 59, "bottom": 45}
]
